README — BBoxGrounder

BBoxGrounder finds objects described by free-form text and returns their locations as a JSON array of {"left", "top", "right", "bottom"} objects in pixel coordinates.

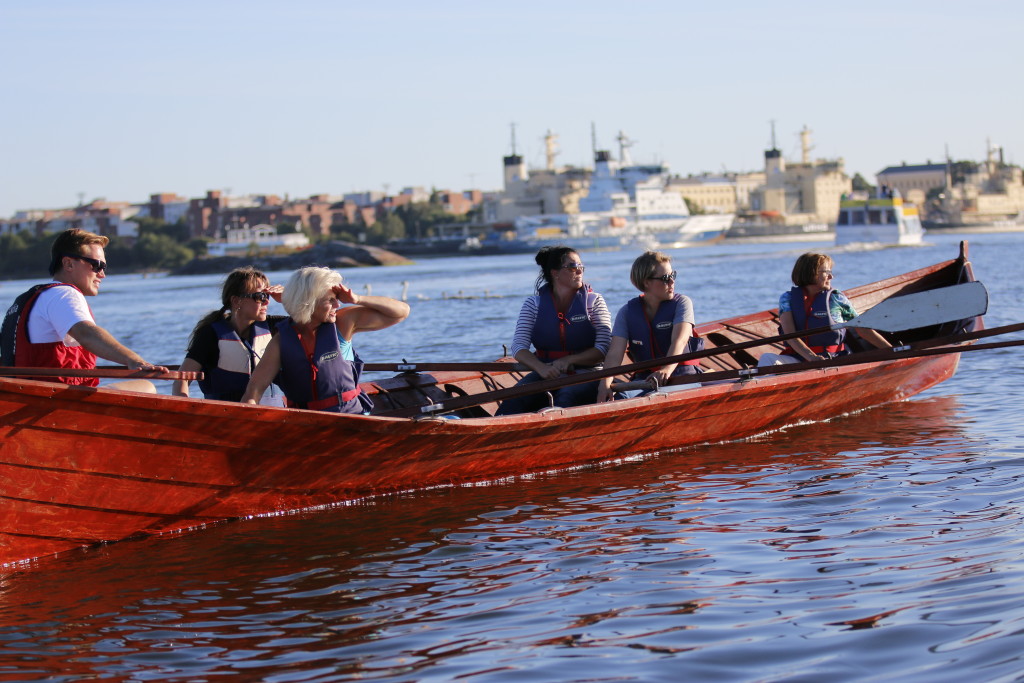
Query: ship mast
[
  {"left": 617, "top": 130, "right": 635, "bottom": 166},
  {"left": 544, "top": 129, "right": 559, "bottom": 171},
  {"left": 800, "top": 125, "right": 814, "bottom": 164}
]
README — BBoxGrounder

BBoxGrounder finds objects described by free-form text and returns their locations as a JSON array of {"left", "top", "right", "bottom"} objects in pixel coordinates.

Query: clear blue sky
[{"left": 1, "top": 1, "right": 1021, "bottom": 218}]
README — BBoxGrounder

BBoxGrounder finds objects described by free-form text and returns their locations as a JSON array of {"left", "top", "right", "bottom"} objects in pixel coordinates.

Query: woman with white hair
[{"left": 241, "top": 266, "right": 409, "bottom": 413}]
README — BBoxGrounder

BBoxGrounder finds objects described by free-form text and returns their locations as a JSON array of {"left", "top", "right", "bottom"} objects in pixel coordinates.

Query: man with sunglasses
[{"left": 1, "top": 228, "right": 166, "bottom": 391}]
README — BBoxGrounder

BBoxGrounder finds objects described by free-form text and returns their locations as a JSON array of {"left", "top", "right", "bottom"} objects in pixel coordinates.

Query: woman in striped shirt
[{"left": 495, "top": 246, "right": 611, "bottom": 415}]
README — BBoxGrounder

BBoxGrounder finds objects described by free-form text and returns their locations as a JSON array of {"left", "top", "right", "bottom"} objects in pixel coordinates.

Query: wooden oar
[
  {"left": 614, "top": 321, "right": 1024, "bottom": 395},
  {"left": 611, "top": 319, "right": 1024, "bottom": 393},
  {"left": 609, "top": 335, "right": 1024, "bottom": 394},
  {"left": 0, "top": 368, "right": 203, "bottom": 381},
  {"left": 364, "top": 361, "right": 529, "bottom": 373},
  {"left": 364, "top": 282, "right": 988, "bottom": 377},
  {"left": 830, "top": 281, "right": 987, "bottom": 332},
  {"left": 377, "top": 282, "right": 990, "bottom": 418}
]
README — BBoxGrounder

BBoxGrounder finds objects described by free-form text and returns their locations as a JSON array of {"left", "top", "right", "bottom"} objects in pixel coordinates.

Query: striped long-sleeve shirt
[{"left": 509, "top": 292, "right": 612, "bottom": 358}]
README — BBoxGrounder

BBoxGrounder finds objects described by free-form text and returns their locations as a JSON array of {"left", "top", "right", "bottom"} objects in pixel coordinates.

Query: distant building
[
  {"left": 876, "top": 163, "right": 947, "bottom": 206},
  {"left": 668, "top": 173, "right": 765, "bottom": 214},
  {"left": 187, "top": 191, "right": 228, "bottom": 238},
  {"left": 0, "top": 200, "right": 139, "bottom": 240},
  {"left": 436, "top": 189, "right": 483, "bottom": 216},
  {"left": 280, "top": 195, "right": 340, "bottom": 237},
  {"left": 668, "top": 126, "right": 850, "bottom": 227},
  {"left": 917, "top": 142, "right": 1024, "bottom": 224},
  {"left": 344, "top": 191, "right": 385, "bottom": 207},
  {"left": 746, "top": 127, "right": 851, "bottom": 226},
  {"left": 482, "top": 130, "right": 592, "bottom": 224},
  {"left": 206, "top": 224, "right": 309, "bottom": 257},
  {"left": 135, "top": 193, "right": 190, "bottom": 225}
]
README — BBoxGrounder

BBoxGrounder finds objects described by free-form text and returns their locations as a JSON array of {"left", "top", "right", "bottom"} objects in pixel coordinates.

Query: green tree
[
  {"left": 187, "top": 238, "right": 210, "bottom": 257},
  {"left": 950, "top": 161, "right": 978, "bottom": 185},
  {"left": 395, "top": 201, "right": 462, "bottom": 239},
  {"left": 133, "top": 215, "right": 190, "bottom": 243},
  {"left": 331, "top": 225, "right": 359, "bottom": 243},
  {"left": 851, "top": 173, "right": 874, "bottom": 193},
  {"left": 132, "top": 233, "right": 193, "bottom": 270},
  {"left": 365, "top": 213, "right": 406, "bottom": 245},
  {"left": 683, "top": 198, "right": 704, "bottom": 215},
  {"left": 104, "top": 237, "right": 135, "bottom": 272}
]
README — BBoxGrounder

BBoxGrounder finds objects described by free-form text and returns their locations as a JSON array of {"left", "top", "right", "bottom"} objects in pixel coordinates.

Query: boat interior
[{"left": 360, "top": 249, "right": 978, "bottom": 420}]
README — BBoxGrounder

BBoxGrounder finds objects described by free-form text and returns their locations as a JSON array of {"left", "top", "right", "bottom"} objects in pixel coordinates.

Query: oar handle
[
  {"left": 610, "top": 380, "right": 654, "bottom": 392},
  {"left": 0, "top": 368, "right": 203, "bottom": 381}
]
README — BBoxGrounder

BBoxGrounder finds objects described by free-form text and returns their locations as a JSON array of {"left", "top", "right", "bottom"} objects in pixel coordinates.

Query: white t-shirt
[{"left": 26, "top": 282, "right": 95, "bottom": 346}]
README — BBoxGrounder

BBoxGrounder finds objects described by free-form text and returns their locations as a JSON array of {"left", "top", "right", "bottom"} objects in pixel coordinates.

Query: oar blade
[{"left": 841, "top": 281, "right": 988, "bottom": 333}]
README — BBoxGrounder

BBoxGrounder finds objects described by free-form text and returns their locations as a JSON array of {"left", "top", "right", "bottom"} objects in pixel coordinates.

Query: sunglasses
[
  {"left": 562, "top": 263, "right": 585, "bottom": 272},
  {"left": 648, "top": 271, "right": 677, "bottom": 284},
  {"left": 241, "top": 292, "right": 271, "bottom": 303},
  {"left": 63, "top": 253, "right": 107, "bottom": 273}
]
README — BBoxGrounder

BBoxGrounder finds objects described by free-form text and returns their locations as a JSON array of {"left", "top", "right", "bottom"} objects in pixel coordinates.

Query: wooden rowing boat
[{"left": 0, "top": 243, "right": 985, "bottom": 566}]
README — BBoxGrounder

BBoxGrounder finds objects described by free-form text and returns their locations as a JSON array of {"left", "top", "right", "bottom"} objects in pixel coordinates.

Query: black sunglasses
[
  {"left": 63, "top": 253, "right": 107, "bottom": 273},
  {"left": 562, "top": 262, "right": 585, "bottom": 272},
  {"left": 241, "top": 292, "right": 271, "bottom": 303},
  {"left": 647, "top": 271, "right": 677, "bottom": 284}
]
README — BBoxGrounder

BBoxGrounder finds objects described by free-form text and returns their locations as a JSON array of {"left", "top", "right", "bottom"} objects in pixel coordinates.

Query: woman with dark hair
[
  {"left": 757, "top": 252, "right": 891, "bottom": 367},
  {"left": 495, "top": 246, "right": 611, "bottom": 415},
  {"left": 596, "top": 250, "right": 702, "bottom": 402},
  {"left": 172, "top": 266, "right": 285, "bottom": 403}
]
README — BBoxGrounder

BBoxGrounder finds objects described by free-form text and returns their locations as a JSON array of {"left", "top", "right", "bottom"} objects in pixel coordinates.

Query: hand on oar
[{"left": 127, "top": 359, "right": 169, "bottom": 374}]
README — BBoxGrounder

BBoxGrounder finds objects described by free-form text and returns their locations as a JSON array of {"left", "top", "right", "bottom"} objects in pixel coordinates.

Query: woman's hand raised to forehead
[
  {"left": 265, "top": 284, "right": 284, "bottom": 303},
  {"left": 331, "top": 283, "right": 360, "bottom": 305}
]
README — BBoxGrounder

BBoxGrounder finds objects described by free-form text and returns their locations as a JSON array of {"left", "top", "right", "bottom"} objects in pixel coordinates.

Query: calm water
[{"left": 2, "top": 232, "right": 1024, "bottom": 681}]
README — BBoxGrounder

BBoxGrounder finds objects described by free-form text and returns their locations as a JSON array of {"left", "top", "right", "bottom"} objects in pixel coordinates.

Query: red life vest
[{"left": 2, "top": 282, "right": 99, "bottom": 386}]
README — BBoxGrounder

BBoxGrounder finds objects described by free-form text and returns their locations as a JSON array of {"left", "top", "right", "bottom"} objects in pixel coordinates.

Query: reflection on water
[{"left": 5, "top": 396, "right": 1024, "bottom": 680}]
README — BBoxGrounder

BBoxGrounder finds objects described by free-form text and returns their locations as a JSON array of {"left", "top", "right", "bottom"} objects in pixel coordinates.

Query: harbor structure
[
  {"left": 482, "top": 129, "right": 732, "bottom": 252},
  {"left": 879, "top": 142, "right": 1024, "bottom": 226},
  {"left": 747, "top": 125, "right": 851, "bottom": 226},
  {"left": 876, "top": 163, "right": 946, "bottom": 206},
  {"left": 482, "top": 129, "right": 591, "bottom": 225},
  {"left": 669, "top": 125, "right": 851, "bottom": 238}
]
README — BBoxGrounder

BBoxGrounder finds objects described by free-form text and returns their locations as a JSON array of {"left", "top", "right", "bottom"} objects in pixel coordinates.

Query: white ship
[
  {"left": 834, "top": 190, "right": 924, "bottom": 246},
  {"left": 483, "top": 132, "right": 733, "bottom": 253}
]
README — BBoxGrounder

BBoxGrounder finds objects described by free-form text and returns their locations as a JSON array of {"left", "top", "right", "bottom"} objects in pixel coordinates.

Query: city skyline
[{"left": 1, "top": 1, "right": 1021, "bottom": 219}]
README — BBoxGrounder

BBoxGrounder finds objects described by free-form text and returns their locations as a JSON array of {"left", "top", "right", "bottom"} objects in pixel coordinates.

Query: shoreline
[{"left": 4, "top": 226, "right": 1020, "bottom": 282}]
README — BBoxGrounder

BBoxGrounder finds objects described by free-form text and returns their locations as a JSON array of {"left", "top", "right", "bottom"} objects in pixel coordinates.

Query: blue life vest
[
  {"left": 785, "top": 287, "right": 846, "bottom": 355},
  {"left": 197, "top": 319, "right": 273, "bottom": 402},
  {"left": 275, "top": 319, "right": 372, "bottom": 414},
  {"left": 531, "top": 284, "right": 597, "bottom": 362},
  {"left": 624, "top": 295, "right": 703, "bottom": 377}
]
